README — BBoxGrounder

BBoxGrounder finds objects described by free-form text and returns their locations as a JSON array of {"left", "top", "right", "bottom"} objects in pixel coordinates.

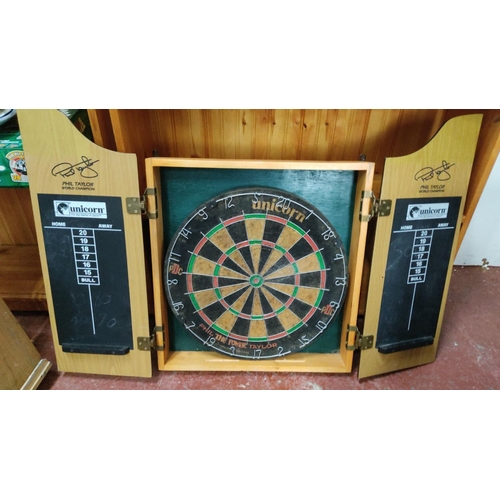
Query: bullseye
[{"left": 249, "top": 274, "right": 264, "bottom": 288}]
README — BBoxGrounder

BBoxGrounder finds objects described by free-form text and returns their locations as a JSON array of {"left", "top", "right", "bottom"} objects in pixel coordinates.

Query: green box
[{"left": 0, "top": 128, "right": 27, "bottom": 187}]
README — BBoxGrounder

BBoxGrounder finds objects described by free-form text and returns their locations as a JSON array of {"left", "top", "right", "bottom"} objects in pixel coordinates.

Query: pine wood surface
[
  {"left": 98, "top": 109, "right": 499, "bottom": 254},
  {"left": 16, "top": 109, "right": 152, "bottom": 378},
  {"left": 359, "top": 114, "right": 482, "bottom": 378},
  {"left": 87, "top": 109, "right": 117, "bottom": 152},
  {"left": 161, "top": 351, "right": 349, "bottom": 373},
  {"left": 0, "top": 188, "right": 37, "bottom": 245},
  {"left": 0, "top": 245, "right": 45, "bottom": 310}
]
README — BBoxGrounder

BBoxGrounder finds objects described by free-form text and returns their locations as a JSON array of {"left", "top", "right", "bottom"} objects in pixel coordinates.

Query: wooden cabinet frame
[{"left": 145, "top": 157, "right": 374, "bottom": 373}]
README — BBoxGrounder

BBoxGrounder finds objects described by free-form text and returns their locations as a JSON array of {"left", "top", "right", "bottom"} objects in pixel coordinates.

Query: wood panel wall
[
  {"left": 93, "top": 109, "right": 498, "bottom": 246},
  {"left": 0, "top": 188, "right": 37, "bottom": 245},
  {"left": 148, "top": 109, "right": 447, "bottom": 168},
  {"left": 97, "top": 109, "right": 449, "bottom": 180}
]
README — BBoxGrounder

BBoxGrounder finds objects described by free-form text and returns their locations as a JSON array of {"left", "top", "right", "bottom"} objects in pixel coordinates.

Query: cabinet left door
[{"left": 18, "top": 109, "right": 152, "bottom": 377}]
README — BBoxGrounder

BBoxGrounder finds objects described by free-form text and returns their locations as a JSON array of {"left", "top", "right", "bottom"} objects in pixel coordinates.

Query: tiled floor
[{"left": 13, "top": 265, "right": 500, "bottom": 389}]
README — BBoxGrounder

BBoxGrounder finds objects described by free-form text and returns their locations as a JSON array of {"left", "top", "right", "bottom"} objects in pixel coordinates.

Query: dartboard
[{"left": 163, "top": 187, "right": 348, "bottom": 359}]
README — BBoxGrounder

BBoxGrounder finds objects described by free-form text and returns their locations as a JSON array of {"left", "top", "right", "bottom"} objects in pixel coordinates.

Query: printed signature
[
  {"left": 51, "top": 156, "right": 99, "bottom": 178},
  {"left": 414, "top": 160, "right": 454, "bottom": 182}
]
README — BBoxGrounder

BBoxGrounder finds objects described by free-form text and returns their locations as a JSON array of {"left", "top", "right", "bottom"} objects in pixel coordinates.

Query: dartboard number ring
[{"left": 163, "top": 187, "right": 348, "bottom": 359}]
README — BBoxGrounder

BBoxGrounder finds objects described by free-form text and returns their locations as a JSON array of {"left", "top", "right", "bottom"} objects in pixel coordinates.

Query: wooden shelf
[{"left": 0, "top": 245, "right": 46, "bottom": 310}]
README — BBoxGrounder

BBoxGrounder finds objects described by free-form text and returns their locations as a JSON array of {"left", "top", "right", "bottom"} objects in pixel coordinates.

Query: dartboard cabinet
[
  {"left": 145, "top": 157, "right": 373, "bottom": 374},
  {"left": 17, "top": 110, "right": 482, "bottom": 378}
]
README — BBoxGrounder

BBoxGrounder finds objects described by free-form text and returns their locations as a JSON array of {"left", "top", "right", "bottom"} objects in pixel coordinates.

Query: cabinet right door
[{"left": 359, "top": 114, "right": 482, "bottom": 378}]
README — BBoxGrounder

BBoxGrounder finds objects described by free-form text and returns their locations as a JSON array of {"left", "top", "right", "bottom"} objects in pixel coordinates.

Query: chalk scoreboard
[{"left": 38, "top": 194, "right": 133, "bottom": 355}]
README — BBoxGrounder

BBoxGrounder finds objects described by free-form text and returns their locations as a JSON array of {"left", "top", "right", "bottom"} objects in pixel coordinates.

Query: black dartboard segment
[{"left": 163, "top": 187, "right": 348, "bottom": 359}]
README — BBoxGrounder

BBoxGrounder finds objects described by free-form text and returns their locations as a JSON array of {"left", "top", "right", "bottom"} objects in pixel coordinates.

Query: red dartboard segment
[
  {"left": 303, "top": 233, "right": 320, "bottom": 252},
  {"left": 267, "top": 331, "right": 289, "bottom": 341},
  {"left": 266, "top": 214, "right": 287, "bottom": 224},
  {"left": 320, "top": 270, "right": 327, "bottom": 289},
  {"left": 223, "top": 214, "right": 245, "bottom": 226},
  {"left": 261, "top": 240, "right": 275, "bottom": 249},
  {"left": 164, "top": 187, "right": 348, "bottom": 359},
  {"left": 192, "top": 236, "right": 208, "bottom": 254}
]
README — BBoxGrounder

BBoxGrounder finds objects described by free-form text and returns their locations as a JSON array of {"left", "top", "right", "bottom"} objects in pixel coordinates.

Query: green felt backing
[{"left": 160, "top": 167, "right": 356, "bottom": 353}]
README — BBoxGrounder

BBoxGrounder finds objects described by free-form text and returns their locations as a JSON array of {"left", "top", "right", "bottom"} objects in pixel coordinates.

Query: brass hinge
[
  {"left": 346, "top": 325, "right": 374, "bottom": 351},
  {"left": 137, "top": 326, "right": 165, "bottom": 351},
  {"left": 126, "top": 187, "right": 158, "bottom": 219},
  {"left": 359, "top": 190, "right": 392, "bottom": 222}
]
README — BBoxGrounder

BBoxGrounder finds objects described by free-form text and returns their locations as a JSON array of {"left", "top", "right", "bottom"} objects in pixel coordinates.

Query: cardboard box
[{"left": 0, "top": 128, "right": 27, "bottom": 187}]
